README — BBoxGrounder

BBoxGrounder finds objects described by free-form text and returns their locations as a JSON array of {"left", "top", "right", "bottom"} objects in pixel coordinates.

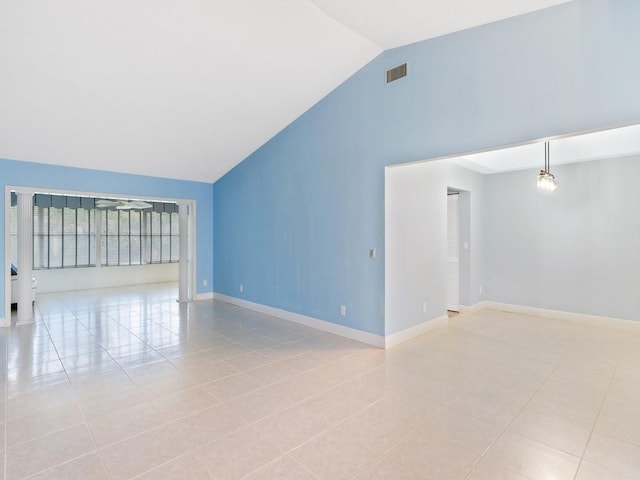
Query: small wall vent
[{"left": 386, "top": 63, "right": 407, "bottom": 83}]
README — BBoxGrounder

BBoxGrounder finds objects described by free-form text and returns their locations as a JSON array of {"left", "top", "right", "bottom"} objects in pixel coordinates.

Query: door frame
[
  {"left": 447, "top": 190, "right": 460, "bottom": 312},
  {"left": 4, "top": 185, "right": 196, "bottom": 326}
]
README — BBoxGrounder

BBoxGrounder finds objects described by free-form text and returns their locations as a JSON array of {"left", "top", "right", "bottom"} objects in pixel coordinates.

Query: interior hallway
[{"left": 3, "top": 285, "right": 640, "bottom": 479}]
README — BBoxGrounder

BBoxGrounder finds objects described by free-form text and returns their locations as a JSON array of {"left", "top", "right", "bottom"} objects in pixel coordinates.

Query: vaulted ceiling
[{"left": 0, "top": 1, "right": 570, "bottom": 182}]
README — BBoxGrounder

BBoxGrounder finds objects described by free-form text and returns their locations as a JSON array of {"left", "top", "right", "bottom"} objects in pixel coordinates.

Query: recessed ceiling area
[
  {"left": 450, "top": 123, "right": 640, "bottom": 174},
  {"left": 0, "top": 0, "right": 570, "bottom": 183}
]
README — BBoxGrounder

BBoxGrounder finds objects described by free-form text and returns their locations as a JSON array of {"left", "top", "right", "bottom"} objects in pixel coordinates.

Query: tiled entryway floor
[{"left": 3, "top": 284, "right": 640, "bottom": 479}]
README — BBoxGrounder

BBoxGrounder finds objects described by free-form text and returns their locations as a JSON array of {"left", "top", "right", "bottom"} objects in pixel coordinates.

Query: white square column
[
  {"left": 178, "top": 202, "right": 190, "bottom": 303},
  {"left": 16, "top": 191, "right": 34, "bottom": 324}
]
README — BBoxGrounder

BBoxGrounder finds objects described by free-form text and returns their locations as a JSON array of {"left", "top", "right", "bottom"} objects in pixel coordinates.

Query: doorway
[
  {"left": 447, "top": 190, "right": 460, "bottom": 312},
  {"left": 4, "top": 186, "right": 197, "bottom": 325}
]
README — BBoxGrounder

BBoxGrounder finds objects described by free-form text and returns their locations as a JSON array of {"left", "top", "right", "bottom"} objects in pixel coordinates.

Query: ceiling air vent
[{"left": 386, "top": 63, "right": 407, "bottom": 83}]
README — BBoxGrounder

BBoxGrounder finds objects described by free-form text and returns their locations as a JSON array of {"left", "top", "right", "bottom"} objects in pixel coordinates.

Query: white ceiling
[
  {"left": 0, "top": 0, "right": 570, "bottom": 183},
  {"left": 310, "top": 0, "right": 571, "bottom": 50},
  {"left": 451, "top": 124, "right": 640, "bottom": 174}
]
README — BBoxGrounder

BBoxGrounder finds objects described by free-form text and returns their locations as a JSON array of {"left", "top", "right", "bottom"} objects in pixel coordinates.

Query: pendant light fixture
[{"left": 537, "top": 141, "right": 558, "bottom": 191}]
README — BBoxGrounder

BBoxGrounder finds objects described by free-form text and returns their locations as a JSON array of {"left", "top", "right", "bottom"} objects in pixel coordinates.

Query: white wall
[
  {"left": 484, "top": 156, "right": 640, "bottom": 321},
  {"left": 385, "top": 161, "right": 484, "bottom": 335},
  {"left": 34, "top": 263, "right": 178, "bottom": 294}
]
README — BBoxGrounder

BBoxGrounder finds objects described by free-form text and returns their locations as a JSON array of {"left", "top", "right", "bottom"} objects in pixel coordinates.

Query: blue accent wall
[
  {"left": 213, "top": 59, "right": 387, "bottom": 335},
  {"left": 0, "top": 157, "right": 213, "bottom": 313},
  {"left": 212, "top": 0, "right": 640, "bottom": 336}
]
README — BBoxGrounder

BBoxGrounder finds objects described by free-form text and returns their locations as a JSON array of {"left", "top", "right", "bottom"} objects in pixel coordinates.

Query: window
[
  {"left": 9, "top": 193, "right": 179, "bottom": 269},
  {"left": 32, "top": 206, "right": 95, "bottom": 269},
  {"left": 102, "top": 209, "right": 178, "bottom": 266}
]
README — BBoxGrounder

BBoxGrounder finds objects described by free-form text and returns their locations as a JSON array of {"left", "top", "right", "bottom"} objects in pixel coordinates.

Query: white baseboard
[
  {"left": 194, "top": 292, "right": 214, "bottom": 301},
  {"left": 459, "top": 303, "right": 486, "bottom": 313},
  {"left": 211, "top": 293, "right": 385, "bottom": 348},
  {"left": 384, "top": 315, "right": 449, "bottom": 348},
  {"left": 480, "top": 301, "right": 640, "bottom": 332}
]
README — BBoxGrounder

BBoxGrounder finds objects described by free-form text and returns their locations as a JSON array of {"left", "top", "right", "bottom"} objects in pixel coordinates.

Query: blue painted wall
[
  {"left": 212, "top": 60, "right": 387, "bottom": 335},
  {"left": 0, "top": 157, "right": 213, "bottom": 314},
  {"left": 212, "top": 0, "right": 640, "bottom": 336}
]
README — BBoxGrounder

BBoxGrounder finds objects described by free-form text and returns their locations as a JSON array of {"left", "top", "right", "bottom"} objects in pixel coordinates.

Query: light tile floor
[{"left": 3, "top": 284, "right": 640, "bottom": 479}]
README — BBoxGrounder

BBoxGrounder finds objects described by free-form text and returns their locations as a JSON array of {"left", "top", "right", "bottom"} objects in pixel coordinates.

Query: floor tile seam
[
  {"left": 329, "top": 391, "right": 449, "bottom": 443},
  {"left": 229, "top": 421, "right": 379, "bottom": 480},
  {"left": 453, "top": 313, "right": 577, "bottom": 352},
  {"left": 6, "top": 363, "right": 67, "bottom": 382},
  {"left": 355, "top": 454, "right": 427, "bottom": 480},
  {"left": 151, "top": 403, "right": 224, "bottom": 425},
  {"left": 331, "top": 411, "right": 426, "bottom": 459},
  {"left": 109, "top": 353, "right": 166, "bottom": 384},
  {"left": 35, "top": 390, "right": 231, "bottom": 450},
  {"left": 83, "top": 399, "right": 165, "bottom": 426},
  {"left": 65, "top": 391, "right": 113, "bottom": 480},
  {"left": 16, "top": 450, "right": 105, "bottom": 480},
  {"left": 89, "top": 400, "right": 231, "bottom": 451},
  {"left": 29, "top": 309, "right": 67, "bottom": 380},
  {"left": 164, "top": 355, "right": 228, "bottom": 372},
  {"left": 589, "top": 428, "right": 640, "bottom": 450},
  {"left": 185, "top": 361, "right": 240, "bottom": 385},
  {"left": 4, "top": 418, "right": 88, "bottom": 451},
  {"left": 281, "top": 356, "right": 382, "bottom": 396},
  {"left": 4, "top": 327, "right": 9, "bottom": 480},
  {"left": 285, "top": 425, "right": 384, "bottom": 480},
  {"left": 52, "top": 343, "right": 108, "bottom": 359},
  {"left": 459, "top": 354, "right": 566, "bottom": 480},
  {"left": 5, "top": 377, "right": 71, "bottom": 399},
  {"left": 502, "top": 420, "right": 590, "bottom": 460},
  {"left": 445, "top": 314, "right": 542, "bottom": 353},
  {"left": 187, "top": 401, "right": 332, "bottom": 458},
  {"left": 124, "top": 452, "right": 199, "bottom": 480},
  {"left": 572, "top": 357, "right": 622, "bottom": 479},
  {"left": 272, "top": 368, "right": 364, "bottom": 405},
  {"left": 235, "top": 453, "right": 321, "bottom": 480}
]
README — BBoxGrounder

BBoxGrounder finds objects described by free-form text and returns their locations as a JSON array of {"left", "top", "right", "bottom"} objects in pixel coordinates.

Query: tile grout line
[
  {"left": 0, "top": 297, "right": 384, "bottom": 480},
  {"left": 4, "top": 311, "right": 8, "bottom": 480},
  {"left": 12, "top": 315, "right": 379, "bottom": 477},
  {"left": 458, "top": 345, "right": 569, "bottom": 480},
  {"left": 28, "top": 299, "right": 114, "bottom": 480},
  {"left": 14, "top": 293, "right": 638, "bottom": 480},
  {"left": 571, "top": 357, "right": 620, "bottom": 480}
]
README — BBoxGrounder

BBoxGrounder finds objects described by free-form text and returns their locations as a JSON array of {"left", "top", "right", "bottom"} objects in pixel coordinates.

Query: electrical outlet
[
  {"left": 240, "top": 284, "right": 244, "bottom": 293},
  {"left": 202, "top": 279, "right": 208, "bottom": 287},
  {"left": 369, "top": 248, "right": 376, "bottom": 259},
  {"left": 340, "top": 305, "right": 346, "bottom": 316},
  {"left": 479, "top": 286, "right": 483, "bottom": 295},
  {"left": 422, "top": 302, "right": 427, "bottom": 313}
]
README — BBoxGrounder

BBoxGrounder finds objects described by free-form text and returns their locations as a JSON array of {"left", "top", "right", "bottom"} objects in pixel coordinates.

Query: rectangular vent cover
[{"left": 386, "top": 63, "right": 407, "bottom": 83}]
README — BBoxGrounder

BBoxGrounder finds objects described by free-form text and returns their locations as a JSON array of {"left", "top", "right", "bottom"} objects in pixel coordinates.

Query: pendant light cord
[{"left": 545, "top": 141, "right": 549, "bottom": 173}]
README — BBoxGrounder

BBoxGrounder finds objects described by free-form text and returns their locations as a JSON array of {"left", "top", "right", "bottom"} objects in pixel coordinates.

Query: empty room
[{"left": 1, "top": 1, "right": 640, "bottom": 479}]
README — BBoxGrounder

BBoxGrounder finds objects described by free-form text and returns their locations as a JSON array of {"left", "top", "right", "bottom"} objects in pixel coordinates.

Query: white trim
[
  {"left": 212, "top": 293, "right": 385, "bottom": 348},
  {"left": 385, "top": 315, "right": 449, "bottom": 348},
  {"left": 459, "top": 302, "right": 487, "bottom": 313},
  {"left": 8, "top": 184, "right": 189, "bottom": 204},
  {"left": 3, "top": 185, "right": 197, "bottom": 323},
  {"left": 194, "top": 292, "right": 215, "bottom": 301},
  {"left": 480, "top": 301, "right": 640, "bottom": 332},
  {"left": 3, "top": 187, "right": 11, "bottom": 326}
]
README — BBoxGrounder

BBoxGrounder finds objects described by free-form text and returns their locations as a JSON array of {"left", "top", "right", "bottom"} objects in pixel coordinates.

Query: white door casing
[{"left": 447, "top": 193, "right": 460, "bottom": 312}]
